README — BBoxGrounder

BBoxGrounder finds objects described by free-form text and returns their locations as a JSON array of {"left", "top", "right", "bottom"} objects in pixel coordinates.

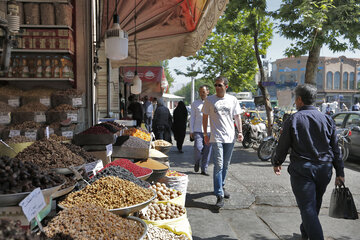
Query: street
[{"left": 167, "top": 137, "right": 360, "bottom": 240}]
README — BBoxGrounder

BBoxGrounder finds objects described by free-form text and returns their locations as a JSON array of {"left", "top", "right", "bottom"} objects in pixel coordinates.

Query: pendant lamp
[
  {"left": 130, "top": 1, "right": 142, "bottom": 95},
  {"left": 105, "top": 14, "right": 128, "bottom": 60}
]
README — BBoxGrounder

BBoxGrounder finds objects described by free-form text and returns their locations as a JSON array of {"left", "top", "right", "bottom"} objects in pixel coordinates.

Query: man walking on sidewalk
[
  {"left": 190, "top": 85, "right": 212, "bottom": 176},
  {"left": 272, "top": 84, "right": 345, "bottom": 240},
  {"left": 202, "top": 76, "right": 243, "bottom": 210}
]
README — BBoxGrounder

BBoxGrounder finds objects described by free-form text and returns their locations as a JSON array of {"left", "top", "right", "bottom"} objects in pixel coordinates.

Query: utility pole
[{"left": 190, "top": 62, "right": 196, "bottom": 104}]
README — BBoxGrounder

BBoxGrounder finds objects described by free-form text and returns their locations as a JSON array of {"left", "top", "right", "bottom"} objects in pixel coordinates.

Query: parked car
[{"left": 332, "top": 111, "right": 360, "bottom": 159}]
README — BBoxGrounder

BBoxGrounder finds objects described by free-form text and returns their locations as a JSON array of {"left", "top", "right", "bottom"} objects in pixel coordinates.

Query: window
[
  {"left": 279, "top": 74, "right": 285, "bottom": 84},
  {"left": 326, "top": 71, "right": 333, "bottom": 89},
  {"left": 350, "top": 72, "right": 355, "bottom": 90},
  {"left": 334, "top": 72, "right": 340, "bottom": 90},
  {"left": 345, "top": 114, "right": 360, "bottom": 128},
  {"left": 316, "top": 72, "right": 323, "bottom": 90},
  {"left": 343, "top": 72, "right": 348, "bottom": 90},
  {"left": 357, "top": 72, "right": 360, "bottom": 89},
  {"left": 333, "top": 113, "right": 347, "bottom": 127}
]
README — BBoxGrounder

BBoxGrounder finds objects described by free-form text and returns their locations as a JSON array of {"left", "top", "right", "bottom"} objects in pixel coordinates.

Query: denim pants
[
  {"left": 288, "top": 160, "right": 332, "bottom": 240},
  {"left": 211, "top": 142, "right": 235, "bottom": 197},
  {"left": 144, "top": 116, "right": 152, "bottom": 132},
  {"left": 193, "top": 132, "right": 212, "bottom": 172}
]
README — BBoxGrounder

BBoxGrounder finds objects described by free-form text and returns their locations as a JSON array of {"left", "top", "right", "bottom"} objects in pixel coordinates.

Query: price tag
[
  {"left": 35, "top": 113, "right": 46, "bottom": 123},
  {"left": 106, "top": 144, "right": 113, "bottom": 156},
  {"left": 25, "top": 130, "right": 37, "bottom": 141},
  {"left": 9, "top": 130, "right": 20, "bottom": 138},
  {"left": 19, "top": 188, "right": 46, "bottom": 222},
  {"left": 84, "top": 160, "right": 103, "bottom": 175},
  {"left": 40, "top": 98, "right": 50, "bottom": 107},
  {"left": 67, "top": 113, "right": 78, "bottom": 122},
  {"left": 62, "top": 131, "right": 73, "bottom": 139},
  {"left": 45, "top": 126, "right": 50, "bottom": 139},
  {"left": 0, "top": 113, "right": 10, "bottom": 124},
  {"left": 8, "top": 98, "right": 20, "bottom": 107},
  {"left": 72, "top": 98, "right": 82, "bottom": 106}
]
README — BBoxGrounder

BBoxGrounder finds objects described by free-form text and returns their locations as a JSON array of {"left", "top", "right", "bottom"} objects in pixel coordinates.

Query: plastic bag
[
  {"left": 159, "top": 174, "right": 188, "bottom": 194},
  {"left": 158, "top": 193, "right": 186, "bottom": 207}
]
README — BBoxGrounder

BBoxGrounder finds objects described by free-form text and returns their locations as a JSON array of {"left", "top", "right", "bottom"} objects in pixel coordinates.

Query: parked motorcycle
[
  {"left": 257, "top": 120, "right": 281, "bottom": 161},
  {"left": 242, "top": 121, "right": 267, "bottom": 149},
  {"left": 337, "top": 128, "right": 351, "bottom": 162}
]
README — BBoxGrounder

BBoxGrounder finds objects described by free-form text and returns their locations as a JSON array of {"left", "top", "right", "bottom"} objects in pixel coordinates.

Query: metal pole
[
  {"left": 106, "top": 58, "right": 111, "bottom": 117},
  {"left": 191, "top": 62, "right": 196, "bottom": 104}
]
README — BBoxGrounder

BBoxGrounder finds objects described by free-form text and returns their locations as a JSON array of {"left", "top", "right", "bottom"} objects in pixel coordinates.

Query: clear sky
[{"left": 168, "top": 0, "right": 360, "bottom": 93}]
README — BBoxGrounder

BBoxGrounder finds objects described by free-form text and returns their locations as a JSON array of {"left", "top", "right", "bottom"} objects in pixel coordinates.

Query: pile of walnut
[
  {"left": 140, "top": 202, "right": 186, "bottom": 221},
  {"left": 150, "top": 182, "right": 182, "bottom": 201},
  {"left": 144, "top": 224, "right": 189, "bottom": 240},
  {"left": 60, "top": 176, "right": 154, "bottom": 209},
  {"left": 43, "top": 203, "right": 144, "bottom": 240}
]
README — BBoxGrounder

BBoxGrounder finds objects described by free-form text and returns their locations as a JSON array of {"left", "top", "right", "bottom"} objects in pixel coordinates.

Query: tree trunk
[
  {"left": 305, "top": 30, "right": 322, "bottom": 85},
  {"left": 254, "top": 27, "right": 273, "bottom": 135}
]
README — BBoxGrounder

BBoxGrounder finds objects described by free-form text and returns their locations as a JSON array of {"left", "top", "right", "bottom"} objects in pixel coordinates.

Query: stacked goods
[
  {"left": 150, "top": 182, "right": 182, "bottom": 201},
  {"left": 89, "top": 166, "right": 150, "bottom": 188},
  {"left": 51, "top": 89, "right": 84, "bottom": 107},
  {"left": 16, "top": 139, "right": 85, "bottom": 170},
  {"left": 12, "top": 102, "right": 48, "bottom": 124},
  {"left": 5, "top": 135, "right": 32, "bottom": 144},
  {"left": 48, "top": 134, "right": 68, "bottom": 141},
  {"left": 124, "top": 127, "right": 151, "bottom": 141},
  {"left": 43, "top": 204, "right": 144, "bottom": 240},
  {"left": 54, "top": 3, "right": 73, "bottom": 26},
  {"left": 21, "top": 88, "right": 54, "bottom": 107},
  {"left": 2, "top": 121, "right": 43, "bottom": 141},
  {"left": 139, "top": 202, "right": 186, "bottom": 221},
  {"left": 61, "top": 142, "right": 98, "bottom": 163},
  {"left": 40, "top": 3, "right": 55, "bottom": 25},
  {"left": 0, "top": 86, "right": 22, "bottom": 107},
  {"left": 24, "top": 3, "right": 40, "bottom": 25},
  {"left": 145, "top": 224, "right": 189, "bottom": 240},
  {"left": 105, "top": 159, "right": 152, "bottom": 178},
  {"left": 0, "top": 102, "right": 12, "bottom": 125},
  {"left": 0, "top": 219, "right": 37, "bottom": 240},
  {"left": 60, "top": 176, "right": 154, "bottom": 209},
  {"left": 0, "top": 156, "right": 63, "bottom": 194},
  {"left": 47, "top": 104, "right": 78, "bottom": 123}
]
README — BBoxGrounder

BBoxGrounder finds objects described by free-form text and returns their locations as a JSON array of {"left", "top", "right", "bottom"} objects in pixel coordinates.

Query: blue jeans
[
  {"left": 288, "top": 160, "right": 332, "bottom": 240},
  {"left": 144, "top": 116, "right": 152, "bottom": 132},
  {"left": 193, "top": 132, "right": 212, "bottom": 172},
  {"left": 211, "top": 142, "right": 235, "bottom": 197}
]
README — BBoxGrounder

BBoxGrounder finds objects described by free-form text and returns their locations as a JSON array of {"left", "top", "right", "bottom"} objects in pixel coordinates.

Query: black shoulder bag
[{"left": 329, "top": 181, "right": 358, "bottom": 220}]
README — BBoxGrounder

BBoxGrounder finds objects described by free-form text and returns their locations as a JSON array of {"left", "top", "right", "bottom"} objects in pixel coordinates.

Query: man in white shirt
[
  {"left": 190, "top": 85, "right": 212, "bottom": 176},
  {"left": 202, "top": 76, "right": 243, "bottom": 210}
]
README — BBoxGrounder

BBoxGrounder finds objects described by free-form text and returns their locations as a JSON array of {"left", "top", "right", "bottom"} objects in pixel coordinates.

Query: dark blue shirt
[{"left": 273, "top": 105, "right": 344, "bottom": 177}]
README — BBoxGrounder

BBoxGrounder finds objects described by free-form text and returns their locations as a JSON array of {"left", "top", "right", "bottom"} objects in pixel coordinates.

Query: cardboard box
[{"left": 88, "top": 150, "right": 111, "bottom": 166}]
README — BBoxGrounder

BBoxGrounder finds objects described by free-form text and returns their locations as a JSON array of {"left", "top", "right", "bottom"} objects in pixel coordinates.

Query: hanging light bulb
[
  {"left": 105, "top": 14, "right": 128, "bottom": 60},
  {"left": 131, "top": 71, "right": 142, "bottom": 95}
]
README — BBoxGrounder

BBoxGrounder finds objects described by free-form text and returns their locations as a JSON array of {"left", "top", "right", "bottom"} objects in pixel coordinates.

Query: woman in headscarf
[
  {"left": 152, "top": 98, "right": 172, "bottom": 143},
  {"left": 172, "top": 101, "right": 188, "bottom": 153}
]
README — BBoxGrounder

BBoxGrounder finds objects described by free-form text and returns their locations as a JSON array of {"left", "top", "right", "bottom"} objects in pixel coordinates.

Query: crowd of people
[{"left": 126, "top": 77, "right": 347, "bottom": 240}]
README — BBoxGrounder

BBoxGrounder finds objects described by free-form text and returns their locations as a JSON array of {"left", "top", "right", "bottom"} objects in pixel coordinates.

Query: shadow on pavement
[
  {"left": 193, "top": 235, "right": 238, "bottom": 240},
  {"left": 186, "top": 191, "right": 221, "bottom": 213}
]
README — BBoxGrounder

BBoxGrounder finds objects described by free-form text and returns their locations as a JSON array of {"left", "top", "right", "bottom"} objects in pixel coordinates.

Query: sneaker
[
  {"left": 223, "top": 188, "right": 230, "bottom": 199},
  {"left": 194, "top": 163, "right": 199, "bottom": 172},
  {"left": 215, "top": 196, "right": 224, "bottom": 209},
  {"left": 201, "top": 171, "right": 210, "bottom": 176}
]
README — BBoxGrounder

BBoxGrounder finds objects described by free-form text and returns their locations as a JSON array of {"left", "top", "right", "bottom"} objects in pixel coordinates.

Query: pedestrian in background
[
  {"left": 272, "top": 84, "right": 344, "bottom": 240},
  {"left": 143, "top": 95, "right": 153, "bottom": 132},
  {"left": 190, "top": 85, "right": 212, "bottom": 176},
  {"left": 202, "top": 76, "right": 243, "bottom": 210},
  {"left": 172, "top": 101, "right": 188, "bottom": 153},
  {"left": 152, "top": 98, "right": 172, "bottom": 144},
  {"left": 128, "top": 94, "right": 143, "bottom": 127}
]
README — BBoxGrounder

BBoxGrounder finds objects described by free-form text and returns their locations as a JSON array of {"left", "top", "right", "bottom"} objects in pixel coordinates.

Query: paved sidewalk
[{"left": 167, "top": 138, "right": 360, "bottom": 240}]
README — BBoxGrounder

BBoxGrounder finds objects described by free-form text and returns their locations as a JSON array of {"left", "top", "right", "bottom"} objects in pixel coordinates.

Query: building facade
[{"left": 267, "top": 56, "right": 360, "bottom": 108}]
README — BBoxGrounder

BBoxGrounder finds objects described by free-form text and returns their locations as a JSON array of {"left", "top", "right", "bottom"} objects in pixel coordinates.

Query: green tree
[
  {"left": 175, "top": 9, "right": 260, "bottom": 93},
  {"left": 274, "top": 0, "right": 360, "bottom": 85},
  {"left": 162, "top": 60, "right": 174, "bottom": 90},
  {"left": 226, "top": 0, "right": 273, "bottom": 133},
  {"left": 174, "top": 79, "right": 215, "bottom": 105}
]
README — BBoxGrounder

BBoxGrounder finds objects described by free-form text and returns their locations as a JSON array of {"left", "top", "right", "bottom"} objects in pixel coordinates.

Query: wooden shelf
[
  {"left": 18, "top": 0, "right": 70, "bottom": 3},
  {"left": 0, "top": 77, "right": 74, "bottom": 82},
  {"left": 0, "top": 49, "right": 74, "bottom": 54},
  {"left": 20, "top": 25, "right": 73, "bottom": 31}
]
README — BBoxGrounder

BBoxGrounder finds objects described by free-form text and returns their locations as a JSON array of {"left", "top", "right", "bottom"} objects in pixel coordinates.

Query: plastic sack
[
  {"left": 158, "top": 174, "right": 188, "bottom": 194},
  {"left": 158, "top": 193, "right": 186, "bottom": 207},
  {"left": 143, "top": 212, "right": 192, "bottom": 240}
]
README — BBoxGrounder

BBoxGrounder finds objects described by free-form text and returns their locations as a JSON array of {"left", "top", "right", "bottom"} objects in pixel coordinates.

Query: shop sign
[
  {"left": 25, "top": 130, "right": 37, "bottom": 141},
  {"left": 40, "top": 98, "right": 51, "bottom": 107},
  {"left": 72, "top": 98, "right": 82, "bottom": 106},
  {"left": 19, "top": 188, "right": 46, "bottom": 222},
  {"left": 9, "top": 130, "right": 20, "bottom": 138},
  {"left": 35, "top": 113, "right": 46, "bottom": 123},
  {"left": 8, "top": 98, "right": 20, "bottom": 107},
  {"left": 67, "top": 113, "right": 78, "bottom": 122},
  {"left": 62, "top": 131, "right": 73, "bottom": 139},
  {"left": 0, "top": 113, "right": 10, "bottom": 124}
]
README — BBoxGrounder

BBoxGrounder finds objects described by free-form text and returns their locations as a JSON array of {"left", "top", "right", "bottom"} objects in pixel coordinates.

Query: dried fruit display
[
  {"left": 150, "top": 182, "right": 182, "bottom": 201},
  {"left": 139, "top": 202, "right": 186, "bottom": 221},
  {"left": 124, "top": 127, "right": 151, "bottom": 141},
  {"left": 166, "top": 170, "right": 186, "bottom": 177}
]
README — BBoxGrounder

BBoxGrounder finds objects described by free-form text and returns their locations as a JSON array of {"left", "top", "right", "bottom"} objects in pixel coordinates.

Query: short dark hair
[
  {"left": 215, "top": 76, "right": 228, "bottom": 86},
  {"left": 295, "top": 84, "right": 317, "bottom": 105},
  {"left": 199, "top": 85, "right": 209, "bottom": 90}
]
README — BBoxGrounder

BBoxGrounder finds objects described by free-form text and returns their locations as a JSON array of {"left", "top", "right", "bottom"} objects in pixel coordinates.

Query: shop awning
[{"left": 101, "top": 0, "right": 228, "bottom": 67}]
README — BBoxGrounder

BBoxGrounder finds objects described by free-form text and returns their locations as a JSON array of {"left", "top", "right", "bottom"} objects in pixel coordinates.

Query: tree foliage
[
  {"left": 175, "top": 3, "right": 274, "bottom": 93},
  {"left": 274, "top": 0, "right": 360, "bottom": 84},
  {"left": 162, "top": 60, "right": 174, "bottom": 90},
  {"left": 174, "top": 79, "right": 215, "bottom": 105}
]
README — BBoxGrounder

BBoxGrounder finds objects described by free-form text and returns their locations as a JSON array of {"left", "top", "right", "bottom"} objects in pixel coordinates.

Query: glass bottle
[
  {"left": 44, "top": 56, "right": 52, "bottom": 78},
  {"left": 35, "top": 56, "right": 43, "bottom": 78},
  {"left": 21, "top": 56, "right": 29, "bottom": 78},
  {"left": 53, "top": 56, "right": 60, "bottom": 78}
]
